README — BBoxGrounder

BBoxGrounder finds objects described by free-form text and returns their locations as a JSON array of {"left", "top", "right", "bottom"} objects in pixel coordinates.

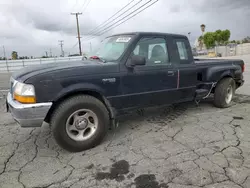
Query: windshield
[{"left": 89, "top": 35, "right": 133, "bottom": 62}]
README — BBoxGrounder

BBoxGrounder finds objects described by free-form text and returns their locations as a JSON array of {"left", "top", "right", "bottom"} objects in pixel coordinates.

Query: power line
[
  {"left": 79, "top": 0, "right": 88, "bottom": 10},
  {"left": 80, "top": 0, "right": 91, "bottom": 13},
  {"left": 85, "top": 0, "right": 143, "bottom": 38},
  {"left": 71, "top": 0, "right": 80, "bottom": 12},
  {"left": 71, "top": 12, "right": 83, "bottom": 55},
  {"left": 67, "top": 42, "right": 80, "bottom": 56},
  {"left": 85, "top": 0, "right": 158, "bottom": 41},
  {"left": 82, "top": 0, "right": 91, "bottom": 14},
  {"left": 58, "top": 40, "right": 64, "bottom": 57},
  {"left": 59, "top": 0, "right": 81, "bottom": 37},
  {"left": 84, "top": 0, "right": 154, "bottom": 40},
  {"left": 70, "top": 42, "right": 79, "bottom": 50},
  {"left": 83, "top": 0, "right": 137, "bottom": 37}
]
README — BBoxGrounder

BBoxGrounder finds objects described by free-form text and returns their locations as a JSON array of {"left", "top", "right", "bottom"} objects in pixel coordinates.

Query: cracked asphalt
[
  {"left": 1, "top": 95, "right": 250, "bottom": 188},
  {"left": 0, "top": 55, "right": 250, "bottom": 188}
]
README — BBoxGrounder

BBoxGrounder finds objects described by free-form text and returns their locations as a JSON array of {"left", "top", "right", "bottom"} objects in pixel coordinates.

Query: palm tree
[
  {"left": 11, "top": 51, "right": 18, "bottom": 60},
  {"left": 200, "top": 24, "right": 206, "bottom": 35}
]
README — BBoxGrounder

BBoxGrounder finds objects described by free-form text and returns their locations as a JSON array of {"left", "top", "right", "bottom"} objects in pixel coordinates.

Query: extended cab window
[
  {"left": 176, "top": 41, "right": 188, "bottom": 60},
  {"left": 132, "top": 37, "right": 169, "bottom": 65}
]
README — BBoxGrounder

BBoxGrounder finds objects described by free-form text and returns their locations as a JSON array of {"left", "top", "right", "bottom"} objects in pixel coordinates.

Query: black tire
[
  {"left": 51, "top": 95, "right": 109, "bottom": 152},
  {"left": 214, "top": 77, "right": 236, "bottom": 108}
]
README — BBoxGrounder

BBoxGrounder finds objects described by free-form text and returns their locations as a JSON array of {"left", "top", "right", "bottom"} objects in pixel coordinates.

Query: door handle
[{"left": 167, "top": 71, "right": 175, "bottom": 76}]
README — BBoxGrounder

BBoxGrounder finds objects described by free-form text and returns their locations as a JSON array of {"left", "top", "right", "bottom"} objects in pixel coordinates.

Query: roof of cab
[{"left": 110, "top": 32, "right": 187, "bottom": 38}]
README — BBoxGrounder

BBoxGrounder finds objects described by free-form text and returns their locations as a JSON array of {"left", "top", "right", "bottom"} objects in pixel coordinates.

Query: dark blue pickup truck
[{"left": 7, "top": 32, "right": 245, "bottom": 152}]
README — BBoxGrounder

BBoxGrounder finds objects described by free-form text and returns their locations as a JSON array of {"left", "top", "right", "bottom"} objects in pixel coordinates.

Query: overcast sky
[{"left": 0, "top": 0, "right": 250, "bottom": 58}]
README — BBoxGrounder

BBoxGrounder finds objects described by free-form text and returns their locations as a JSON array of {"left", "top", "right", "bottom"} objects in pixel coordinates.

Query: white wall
[{"left": 214, "top": 43, "right": 250, "bottom": 57}]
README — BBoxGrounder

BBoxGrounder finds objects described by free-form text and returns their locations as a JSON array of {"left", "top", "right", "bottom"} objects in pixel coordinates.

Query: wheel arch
[
  {"left": 206, "top": 66, "right": 236, "bottom": 80},
  {"left": 44, "top": 88, "right": 115, "bottom": 124},
  {"left": 213, "top": 76, "right": 236, "bottom": 108},
  {"left": 212, "top": 75, "right": 234, "bottom": 93}
]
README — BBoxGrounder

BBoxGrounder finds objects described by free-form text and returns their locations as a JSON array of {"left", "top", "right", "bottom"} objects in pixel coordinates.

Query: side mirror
[{"left": 127, "top": 55, "right": 146, "bottom": 67}]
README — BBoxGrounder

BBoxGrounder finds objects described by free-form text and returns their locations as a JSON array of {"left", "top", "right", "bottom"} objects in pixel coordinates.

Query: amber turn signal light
[{"left": 14, "top": 93, "right": 36, "bottom": 104}]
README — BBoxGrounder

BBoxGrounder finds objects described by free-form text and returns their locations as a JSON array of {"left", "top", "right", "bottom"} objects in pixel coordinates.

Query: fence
[
  {"left": 214, "top": 43, "right": 250, "bottom": 57},
  {"left": 0, "top": 56, "right": 82, "bottom": 73}
]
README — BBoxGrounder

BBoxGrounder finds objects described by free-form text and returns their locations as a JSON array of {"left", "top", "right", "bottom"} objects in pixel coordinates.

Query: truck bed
[
  {"left": 194, "top": 58, "right": 244, "bottom": 65},
  {"left": 193, "top": 58, "right": 244, "bottom": 89},
  {"left": 194, "top": 58, "right": 244, "bottom": 75}
]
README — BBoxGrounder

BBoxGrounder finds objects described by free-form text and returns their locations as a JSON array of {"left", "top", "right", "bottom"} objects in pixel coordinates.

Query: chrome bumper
[{"left": 6, "top": 93, "right": 52, "bottom": 127}]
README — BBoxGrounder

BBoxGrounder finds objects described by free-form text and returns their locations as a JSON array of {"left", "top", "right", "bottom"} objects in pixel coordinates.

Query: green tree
[
  {"left": 203, "top": 29, "right": 231, "bottom": 47},
  {"left": 11, "top": 51, "right": 18, "bottom": 60},
  {"left": 203, "top": 32, "right": 216, "bottom": 49},
  {"left": 220, "top": 30, "right": 231, "bottom": 44},
  {"left": 242, "top": 36, "right": 250, "bottom": 43},
  {"left": 215, "top": 30, "right": 222, "bottom": 44}
]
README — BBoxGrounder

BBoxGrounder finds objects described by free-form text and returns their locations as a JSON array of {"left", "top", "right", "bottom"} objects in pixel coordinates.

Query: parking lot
[{"left": 0, "top": 55, "right": 250, "bottom": 188}]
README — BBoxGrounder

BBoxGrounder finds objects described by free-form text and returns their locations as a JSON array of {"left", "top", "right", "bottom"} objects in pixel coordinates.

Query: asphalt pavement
[
  {"left": 0, "top": 55, "right": 250, "bottom": 188},
  {"left": 0, "top": 73, "right": 11, "bottom": 90}
]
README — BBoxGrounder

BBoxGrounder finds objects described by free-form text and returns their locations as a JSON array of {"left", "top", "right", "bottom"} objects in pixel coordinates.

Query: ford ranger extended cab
[{"left": 7, "top": 32, "right": 244, "bottom": 152}]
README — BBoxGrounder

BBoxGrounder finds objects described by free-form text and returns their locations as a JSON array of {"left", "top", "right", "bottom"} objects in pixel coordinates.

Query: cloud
[
  {"left": 0, "top": 0, "right": 249, "bottom": 56},
  {"left": 169, "top": 4, "right": 181, "bottom": 13},
  {"left": 191, "top": 0, "right": 250, "bottom": 12},
  {"left": 2, "top": 0, "right": 97, "bottom": 36}
]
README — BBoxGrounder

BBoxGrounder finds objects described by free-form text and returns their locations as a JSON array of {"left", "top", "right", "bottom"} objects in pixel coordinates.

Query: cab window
[{"left": 132, "top": 37, "right": 169, "bottom": 65}]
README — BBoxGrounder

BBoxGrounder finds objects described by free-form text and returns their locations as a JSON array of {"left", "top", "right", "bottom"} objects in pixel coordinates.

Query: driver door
[{"left": 119, "top": 36, "right": 178, "bottom": 109}]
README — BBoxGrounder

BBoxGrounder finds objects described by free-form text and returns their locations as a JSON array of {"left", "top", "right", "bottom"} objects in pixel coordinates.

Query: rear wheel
[
  {"left": 214, "top": 78, "right": 236, "bottom": 108},
  {"left": 51, "top": 95, "right": 109, "bottom": 152}
]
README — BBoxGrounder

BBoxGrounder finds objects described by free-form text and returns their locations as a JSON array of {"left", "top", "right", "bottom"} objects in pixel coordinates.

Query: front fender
[{"left": 53, "top": 83, "right": 105, "bottom": 102}]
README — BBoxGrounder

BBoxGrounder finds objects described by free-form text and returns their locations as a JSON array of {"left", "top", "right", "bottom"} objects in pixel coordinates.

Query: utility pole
[
  {"left": 58, "top": 40, "right": 64, "bottom": 57},
  {"left": 3, "top": 45, "right": 9, "bottom": 71},
  {"left": 89, "top": 42, "right": 92, "bottom": 53},
  {"left": 71, "top": 12, "right": 82, "bottom": 56},
  {"left": 3, "top": 46, "right": 6, "bottom": 60}
]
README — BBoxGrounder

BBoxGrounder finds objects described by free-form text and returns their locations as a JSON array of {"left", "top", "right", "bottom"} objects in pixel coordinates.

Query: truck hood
[{"left": 12, "top": 60, "right": 119, "bottom": 82}]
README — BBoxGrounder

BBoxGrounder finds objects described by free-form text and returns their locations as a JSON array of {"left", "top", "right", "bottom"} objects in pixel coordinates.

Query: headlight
[{"left": 13, "top": 82, "right": 36, "bottom": 103}]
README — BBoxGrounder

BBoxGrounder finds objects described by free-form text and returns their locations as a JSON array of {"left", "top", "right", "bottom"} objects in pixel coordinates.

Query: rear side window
[{"left": 176, "top": 41, "right": 188, "bottom": 60}]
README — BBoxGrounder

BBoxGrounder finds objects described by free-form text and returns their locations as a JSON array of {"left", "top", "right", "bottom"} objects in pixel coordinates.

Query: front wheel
[
  {"left": 51, "top": 95, "right": 109, "bottom": 152},
  {"left": 214, "top": 78, "right": 236, "bottom": 108}
]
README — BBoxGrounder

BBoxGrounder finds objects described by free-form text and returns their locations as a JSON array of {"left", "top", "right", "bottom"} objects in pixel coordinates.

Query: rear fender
[{"left": 205, "top": 65, "right": 241, "bottom": 82}]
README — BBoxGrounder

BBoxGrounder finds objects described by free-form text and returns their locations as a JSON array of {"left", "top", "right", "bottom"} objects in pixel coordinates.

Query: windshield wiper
[{"left": 89, "top": 56, "right": 106, "bottom": 63}]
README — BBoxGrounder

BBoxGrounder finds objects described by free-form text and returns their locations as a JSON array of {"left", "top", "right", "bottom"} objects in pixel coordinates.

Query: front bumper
[{"left": 6, "top": 92, "right": 52, "bottom": 127}]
